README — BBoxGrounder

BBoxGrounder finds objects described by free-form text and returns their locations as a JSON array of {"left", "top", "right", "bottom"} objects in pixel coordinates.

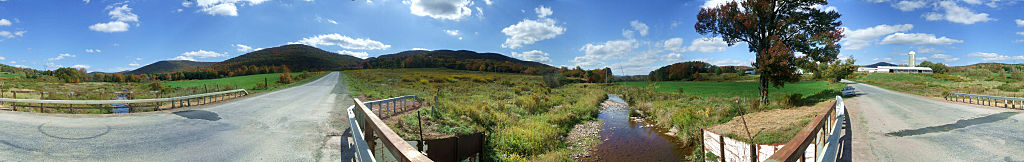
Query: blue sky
[{"left": 0, "top": 0, "right": 1022, "bottom": 75}]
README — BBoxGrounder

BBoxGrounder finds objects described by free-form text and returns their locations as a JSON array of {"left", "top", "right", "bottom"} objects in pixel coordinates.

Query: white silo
[{"left": 908, "top": 51, "right": 916, "bottom": 67}]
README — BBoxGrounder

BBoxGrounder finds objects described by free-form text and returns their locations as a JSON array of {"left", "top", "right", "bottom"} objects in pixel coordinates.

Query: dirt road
[
  {"left": 0, "top": 72, "right": 354, "bottom": 161},
  {"left": 844, "top": 80, "right": 1024, "bottom": 161}
]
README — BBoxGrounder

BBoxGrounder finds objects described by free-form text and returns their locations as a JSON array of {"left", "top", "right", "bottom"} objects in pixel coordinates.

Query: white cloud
[
  {"left": 842, "top": 24, "right": 914, "bottom": 50},
  {"left": 810, "top": 4, "right": 838, "bottom": 12},
  {"left": 688, "top": 37, "right": 729, "bottom": 53},
  {"left": 408, "top": 0, "right": 473, "bottom": 21},
  {"left": 337, "top": 50, "right": 370, "bottom": 59},
  {"left": 83, "top": 0, "right": 90, "bottom": 3},
  {"left": 630, "top": 20, "right": 649, "bottom": 37},
  {"left": 48, "top": 53, "right": 76, "bottom": 61},
  {"left": 501, "top": 18, "right": 565, "bottom": 49},
  {"left": 968, "top": 52, "right": 1024, "bottom": 61},
  {"left": 1017, "top": 32, "right": 1024, "bottom": 36},
  {"left": 702, "top": 0, "right": 740, "bottom": 8},
  {"left": 444, "top": 29, "right": 460, "bottom": 36},
  {"left": 129, "top": 63, "right": 140, "bottom": 67},
  {"left": 90, "top": 4, "right": 139, "bottom": 33},
  {"left": 173, "top": 50, "right": 227, "bottom": 61},
  {"left": 0, "top": 56, "right": 5, "bottom": 60},
  {"left": 89, "top": 21, "right": 130, "bottom": 33},
  {"left": 664, "top": 37, "right": 686, "bottom": 52},
  {"left": 535, "top": 5, "right": 552, "bottom": 18},
  {"left": 923, "top": 1, "right": 993, "bottom": 24},
  {"left": 880, "top": 33, "right": 964, "bottom": 45},
  {"left": 622, "top": 30, "right": 635, "bottom": 39},
  {"left": 203, "top": 3, "right": 238, "bottom": 16},
  {"left": 873, "top": 57, "right": 894, "bottom": 62},
  {"left": 316, "top": 16, "right": 339, "bottom": 24},
  {"left": 511, "top": 50, "right": 551, "bottom": 62},
  {"left": 411, "top": 48, "right": 429, "bottom": 51},
  {"left": 85, "top": 49, "right": 101, "bottom": 53},
  {"left": 1017, "top": 19, "right": 1024, "bottom": 27},
  {"left": 293, "top": 33, "right": 391, "bottom": 50},
  {"left": 71, "top": 64, "right": 91, "bottom": 69},
  {"left": 484, "top": 0, "right": 492, "bottom": 5},
  {"left": 190, "top": 0, "right": 268, "bottom": 16},
  {"left": 930, "top": 54, "right": 960, "bottom": 62},
  {"left": 109, "top": 5, "right": 139, "bottom": 22},
  {"left": 0, "top": 19, "right": 10, "bottom": 26},
  {"left": 962, "top": 0, "right": 982, "bottom": 5},
  {"left": 572, "top": 39, "right": 638, "bottom": 67},
  {"left": 234, "top": 44, "right": 253, "bottom": 52},
  {"left": 171, "top": 56, "right": 196, "bottom": 61},
  {"left": 894, "top": 1, "right": 926, "bottom": 11},
  {"left": 0, "top": 30, "right": 27, "bottom": 39}
]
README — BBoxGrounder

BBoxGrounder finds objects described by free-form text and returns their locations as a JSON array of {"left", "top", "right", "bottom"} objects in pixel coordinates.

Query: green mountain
[
  {"left": 209, "top": 44, "right": 364, "bottom": 72},
  {"left": 364, "top": 49, "right": 554, "bottom": 73},
  {"left": 125, "top": 60, "right": 217, "bottom": 74}
]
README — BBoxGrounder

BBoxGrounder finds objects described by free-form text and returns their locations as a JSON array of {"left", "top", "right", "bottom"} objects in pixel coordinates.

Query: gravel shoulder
[
  {"left": 844, "top": 80, "right": 1024, "bottom": 161},
  {"left": 0, "top": 72, "right": 353, "bottom": 161}
]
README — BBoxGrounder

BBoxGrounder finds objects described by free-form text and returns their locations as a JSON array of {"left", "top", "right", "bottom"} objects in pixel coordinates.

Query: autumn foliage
[{"left": 695, "top": 0, "right": 844, "bottom": 103}]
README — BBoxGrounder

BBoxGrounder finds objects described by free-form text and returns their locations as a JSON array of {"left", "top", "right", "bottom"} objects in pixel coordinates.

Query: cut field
[
  {"left": 163, "top": 72, "right": 324, "bottom": 93},
  {"left": 618, "top": 81, "right": 843, "bottom": 103}
]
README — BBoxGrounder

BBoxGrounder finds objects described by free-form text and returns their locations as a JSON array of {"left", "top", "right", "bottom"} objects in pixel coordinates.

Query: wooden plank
[{"left": 354, "top": 98, "right": 432, "bottom": 162}]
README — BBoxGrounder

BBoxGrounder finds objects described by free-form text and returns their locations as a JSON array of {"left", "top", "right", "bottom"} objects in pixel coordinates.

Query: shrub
[{"left": 278, "top": 73, "right": 293, "bottom": 84}]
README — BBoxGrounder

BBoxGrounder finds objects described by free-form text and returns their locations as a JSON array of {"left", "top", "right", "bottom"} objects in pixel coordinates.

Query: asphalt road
[
  {"left": 844, "top": 80, "right": 1024, "bottom": 161},
  {"left": 0, "top": 72, "right": 354, "bottom": 161}
]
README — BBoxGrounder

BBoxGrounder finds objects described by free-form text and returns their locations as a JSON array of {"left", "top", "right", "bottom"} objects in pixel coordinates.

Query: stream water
[{"left": 581, "top": 94, "right": 691, "bottom": 161}]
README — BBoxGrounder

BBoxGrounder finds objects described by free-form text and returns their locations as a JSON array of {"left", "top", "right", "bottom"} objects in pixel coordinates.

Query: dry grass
[{"left": 708, "top": 100, "right": 833, "bottom": 144}]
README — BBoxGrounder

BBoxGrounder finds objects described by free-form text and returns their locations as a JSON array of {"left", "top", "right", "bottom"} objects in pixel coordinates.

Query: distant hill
[
  {"left": 125, "top": 60, "right": 216, "bottom": 74},
  {"left": 862, "top": 62, "right": 897, "bottom": 68},
  {"left": 364, "top": 49, "right": 554, "bottom": 73},
  {"left": 209, "top": 44, "right": 363, "bottom": 72}
]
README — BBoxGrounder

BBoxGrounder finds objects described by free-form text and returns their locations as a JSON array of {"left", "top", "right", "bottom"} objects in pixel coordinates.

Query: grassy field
[
  {"left": 852, "top": 73, "right": 1024, "bottom": 97},
  {"left": 343, "top": 68, "right": 608, "bottom": 161},
  {"left": 163, "top": 72, "right": 326, "bottom": 93},
  {"left": 0, "top": 73, "right": 25, "bottom": 78}
]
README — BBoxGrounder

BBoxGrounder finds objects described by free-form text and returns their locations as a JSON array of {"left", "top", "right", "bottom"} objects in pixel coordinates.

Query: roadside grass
[
  {"left": 852, "top": 73, "right": 1022, "bottom": 97},
  {"left": 163, "top": 72, "right": 326, "bottom": 93},
  {"left": 343, "top": 68, "right": 606, "bottom": 161}
]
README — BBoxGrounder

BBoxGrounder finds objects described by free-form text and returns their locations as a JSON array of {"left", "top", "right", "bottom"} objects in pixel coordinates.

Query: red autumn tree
[{"left": 696, "top": 0, "right": 844, "bottom": 104}]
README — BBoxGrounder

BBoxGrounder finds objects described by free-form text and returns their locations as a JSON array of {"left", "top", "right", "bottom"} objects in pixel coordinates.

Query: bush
[{"left": 279, "top": 73, "right": 293, "bottom": 84}]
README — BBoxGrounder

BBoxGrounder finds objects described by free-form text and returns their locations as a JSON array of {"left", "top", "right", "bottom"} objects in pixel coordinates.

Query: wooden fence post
[{"left": 720, "top": 135, "right": 726, "bottom": 162}]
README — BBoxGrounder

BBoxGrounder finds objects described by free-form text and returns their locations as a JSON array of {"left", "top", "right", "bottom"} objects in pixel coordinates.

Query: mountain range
[{"left": 125, "top": 44, "right": 553, "bottom": 74}]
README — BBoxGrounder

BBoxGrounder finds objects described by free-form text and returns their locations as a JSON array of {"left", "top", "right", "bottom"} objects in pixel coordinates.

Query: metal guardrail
[
  {"left": 350, "top": 97, "right": 432, "bottom": 162},
  {"left": 0, "top": 89, "right": 248, "bottom": 113},
  {"left": 363, "top": 95, "right": 419, "bottom": 119},
  {"left": 767, "top": 96, "right": 846, "bottom": 162},
  {"left": 946, "top": 93, "right": 1024, "bottom": 109}
]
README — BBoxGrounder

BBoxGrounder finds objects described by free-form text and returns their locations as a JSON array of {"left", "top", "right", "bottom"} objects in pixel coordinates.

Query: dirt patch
[
  {"left": 566, "top": 119, "right": 603, "bottom": 160},
  {"left": 708, "top": 100, "right": 833, "bottom": 143}
]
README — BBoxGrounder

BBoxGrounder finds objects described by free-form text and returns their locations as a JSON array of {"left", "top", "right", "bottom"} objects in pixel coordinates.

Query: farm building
[{"left": 860, "top": 66, "right": 933, "bottom": 73}]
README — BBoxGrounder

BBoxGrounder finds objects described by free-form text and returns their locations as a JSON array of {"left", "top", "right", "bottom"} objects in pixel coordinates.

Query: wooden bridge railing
[
  {"left": 766, "top": 96, "right": 846, "bottom": 162},
  {"left": 349, "top": 97, "right": 432, "bottom": 162},
  {"left": 0, "top": 89, "right": 248, "bottom": 113}
]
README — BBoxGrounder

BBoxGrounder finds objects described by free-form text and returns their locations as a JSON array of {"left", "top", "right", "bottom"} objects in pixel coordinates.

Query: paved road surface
[
  {"left": 844, "top": 80, "right": 1024, "bottom": 161},
  {"left": 0, "top": 72, "right": 355, "bottom": 161}
]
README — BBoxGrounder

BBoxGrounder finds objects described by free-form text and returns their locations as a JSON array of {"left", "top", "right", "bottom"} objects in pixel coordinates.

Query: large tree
[{"left": 696, "top": 0, "right": 843, "bottom": 104}]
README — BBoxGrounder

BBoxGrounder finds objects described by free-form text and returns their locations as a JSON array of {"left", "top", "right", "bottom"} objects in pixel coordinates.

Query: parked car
[{"left": 842, "top": 86, "right": 856, "bottom": 96}]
